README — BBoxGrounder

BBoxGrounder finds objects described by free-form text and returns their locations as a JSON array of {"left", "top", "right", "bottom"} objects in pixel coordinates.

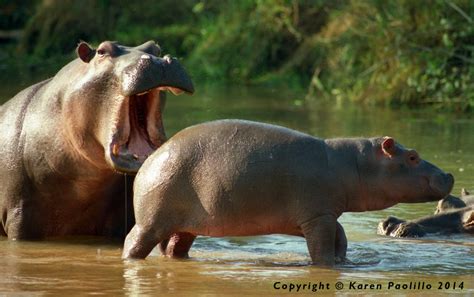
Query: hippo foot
[
  {"left": 159, "top": 232, "right": 196, "bottom": 258},
  {"left": 335, "top": 256, "right": 355, "bottom": 265},
  {"left": 335, "top": 256, "right": 348, "bottom": 264}
]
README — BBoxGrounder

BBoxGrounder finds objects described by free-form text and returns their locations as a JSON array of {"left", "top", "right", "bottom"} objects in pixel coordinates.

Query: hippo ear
[
  {"left": 76, "top": 42, "right": 95, "bottom": 63},
  {"left": 381, "top": 137, "right": 396, "bottom": 157},
  {"left": 135, "top": 40, "right": 161, "bottom": 57}
]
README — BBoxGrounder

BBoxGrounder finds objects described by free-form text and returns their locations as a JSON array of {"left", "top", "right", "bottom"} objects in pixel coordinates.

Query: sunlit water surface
[{"left": 0, "top": 81, "right": 473, "bottom": 295}]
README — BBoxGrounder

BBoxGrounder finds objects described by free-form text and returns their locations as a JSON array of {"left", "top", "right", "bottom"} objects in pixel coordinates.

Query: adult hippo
[
  {"left": 122, "top": 120, "right": 453, "bottom": 266},
  {"left": 0, "top": 40, "right": 194, "bottom": 240},
  {"left": 378, "top": 189, "right": 474, "bottom": 237}
]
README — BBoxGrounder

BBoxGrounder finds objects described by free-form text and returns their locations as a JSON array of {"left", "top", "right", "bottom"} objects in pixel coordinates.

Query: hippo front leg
[
  {"left": 123, "top": 225, "right": 164, "bottom": 259},
  {"left": 335, "top": 221, "right": 347, "bottom": 263},
  {"left": 300, "top": 214, "right": 337, "bottom": 266},
  {"left": 5, "top": 205, "right": 44, "bottom": 240}
]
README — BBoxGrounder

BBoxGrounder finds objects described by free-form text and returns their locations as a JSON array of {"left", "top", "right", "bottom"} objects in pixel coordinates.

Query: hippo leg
[
  {"left": 158, "top": 232, "right": 196, "bottom": 258},
  {"left": 158, "top": 238, "right": 169, "bottom": 255},
  {"left": 5, "top": 205, "right": 44, "bottom": 240},
  {"left": 0, "top": 223, "right": 6, "bottom": 236},
  {"left": 335, "top": 221, "right": 347, "bottom": 263},
  {"left": 123, "top": 225, "right": 169, "bottom": 259},
  {"left": 300, "top": 215, "right": 336, "bottom": 266}
]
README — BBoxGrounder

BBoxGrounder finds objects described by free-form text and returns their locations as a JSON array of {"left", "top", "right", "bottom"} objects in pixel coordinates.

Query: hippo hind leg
[
  {"left": 159, "top": 232, "right": 196, "bottom": 258},
  {"left": 122, "top": 225, "right": 172, "bottom": 259},
  {"left": 335, "top": 221, "right": 347, "bottom": 263},
  {"left": 0, "top": 223, "right": 6, "bottom": 236}
]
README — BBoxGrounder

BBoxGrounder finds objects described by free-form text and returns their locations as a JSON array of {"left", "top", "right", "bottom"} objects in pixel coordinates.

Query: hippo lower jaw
[{"left": 107, "top": 88, "right": 164, "bottom": 173}]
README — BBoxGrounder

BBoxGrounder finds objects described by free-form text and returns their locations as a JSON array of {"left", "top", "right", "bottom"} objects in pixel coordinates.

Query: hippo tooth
[
  {"left": 136, "top": 90, "right": 150, "bottom": 96},
  {"left": 133, "top": 154, "right": 139, "bottom": 160},
  {"left": 141, "top": 54, "right": 151, "bottom": 60},
  {"left": 112, "top": 144, "right": 119, "bottom": 156}
]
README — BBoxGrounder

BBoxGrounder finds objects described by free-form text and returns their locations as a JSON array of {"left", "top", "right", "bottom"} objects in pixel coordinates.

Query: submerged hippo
[
  {"left": 122, "top": 120, "right": 453, "bottom": 266},
  {"left": 378, "top": 189, "right": 474, "bottom": 237},
  {"left": 0, "top": 41, "right": 194, "bottom": 239},
  {"left": 435, "top": 188, "right": 474, "bottom": 214}
]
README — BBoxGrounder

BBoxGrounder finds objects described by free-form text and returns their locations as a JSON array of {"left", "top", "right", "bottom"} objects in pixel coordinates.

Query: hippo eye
[
  {"left": 407, "top": 152, "right": 420, "bottom": 165},
  {"left": 97, "top": 49, "right": 107, "bottom": 56}
]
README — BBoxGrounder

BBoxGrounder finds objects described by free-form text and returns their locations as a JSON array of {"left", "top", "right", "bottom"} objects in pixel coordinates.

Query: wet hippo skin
[
  {"left": 435, "top": 189, "right": 474, "bottom": 213},
  {"left": 122, "top": 120, "right": 454, "bottom": 266},
  {"left": 0, "top": 40, "right": 194, "bottom": 240},
  {"left": 378, "top": 189, "right": 474, "bottom": 237}
]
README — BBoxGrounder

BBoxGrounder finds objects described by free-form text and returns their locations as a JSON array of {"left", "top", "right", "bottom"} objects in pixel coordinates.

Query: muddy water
[{"left": 0, "top": 83, "right": 473, "bottom": 295}]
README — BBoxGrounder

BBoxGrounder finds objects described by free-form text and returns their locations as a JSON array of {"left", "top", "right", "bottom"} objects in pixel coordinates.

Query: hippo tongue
[{"left": 127, "top": 94, "right": 156, "bottom": 158}]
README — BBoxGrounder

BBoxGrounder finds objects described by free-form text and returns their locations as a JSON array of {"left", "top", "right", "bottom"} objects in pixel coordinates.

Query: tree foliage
[{"left": 2, "top": 0, "right": 474, "bottom": 110}]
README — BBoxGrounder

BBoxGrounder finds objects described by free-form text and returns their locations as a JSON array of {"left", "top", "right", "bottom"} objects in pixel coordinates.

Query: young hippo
[
  {"left": 378, "top": 189, "right": 474, "bottom": 237},
  {"left": 122, "top": 120, "right": 454, "bottom": 266}
]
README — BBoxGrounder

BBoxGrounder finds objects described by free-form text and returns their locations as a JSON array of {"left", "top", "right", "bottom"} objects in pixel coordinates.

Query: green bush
[
  {"left": 309, "top": 0, "right": 474, "bottom": 111},
  {"left": 6, "top": 0, "right": 474, "bottom": 110}
]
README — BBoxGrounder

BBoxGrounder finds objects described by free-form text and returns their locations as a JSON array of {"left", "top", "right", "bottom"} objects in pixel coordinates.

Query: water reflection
[
  {"left": 0, "top": 238, "right": 126, "bottom": 295},
  {"left": 121, "top": 252, "right": 342, "bottom": 296}
]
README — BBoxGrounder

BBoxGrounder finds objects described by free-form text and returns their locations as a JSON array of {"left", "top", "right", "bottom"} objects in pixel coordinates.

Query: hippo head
[
  {"left": 435, "top": 195, "right": 466, "bottom": 214},
  {"left": 65, "top": 40, "right": 194, "bottom": 173},
  {"left": 361, "top": 137, "right": 454, "bottom": 210},
  {"left": 377, "top": 216, "right": 426, "bottom": 237}
]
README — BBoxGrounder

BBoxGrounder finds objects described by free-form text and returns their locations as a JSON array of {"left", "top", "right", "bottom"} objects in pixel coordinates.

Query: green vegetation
[{"left": 1, "top": 0, "right": 473, "bottom": 110}]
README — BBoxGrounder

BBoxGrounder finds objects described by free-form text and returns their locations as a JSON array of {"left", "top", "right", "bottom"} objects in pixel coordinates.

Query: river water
[{"left": 0, "top": 81, "right": 472, "bottom": 295}]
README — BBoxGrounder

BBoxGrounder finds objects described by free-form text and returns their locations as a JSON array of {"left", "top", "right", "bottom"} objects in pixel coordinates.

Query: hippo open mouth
[
  {"left": 128, "top": 92, "right": 157, "bottom": 156},
  {"left": 108, "top": 88, "right": 166, "bottom": 173},
  {"left": 99, "top": 46, "right": 194, "bottom": 173}
]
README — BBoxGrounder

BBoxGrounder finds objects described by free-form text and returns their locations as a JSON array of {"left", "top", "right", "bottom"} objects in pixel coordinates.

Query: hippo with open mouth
[
  {"left": 122, "top": 120, "right": 454, "bottom": 266},
  {"left": 0, "top": 40, "right": 194, "bottom": 239}
]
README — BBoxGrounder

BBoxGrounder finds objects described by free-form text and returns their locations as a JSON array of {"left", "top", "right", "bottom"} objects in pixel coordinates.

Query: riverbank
[{"left": 2, "top": 0, "right": 473, "bottom": 110}]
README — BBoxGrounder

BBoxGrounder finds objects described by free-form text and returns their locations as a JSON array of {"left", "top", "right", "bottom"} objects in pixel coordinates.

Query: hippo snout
[
  {"left": 377, "top": 216, "right": 426, "bottom": 237},
  {"left": 429, "top": 172, "right": 454, "bottom": 197},
  {"left": 378, "top": 216, "right": 405, "bottom": 235}
]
